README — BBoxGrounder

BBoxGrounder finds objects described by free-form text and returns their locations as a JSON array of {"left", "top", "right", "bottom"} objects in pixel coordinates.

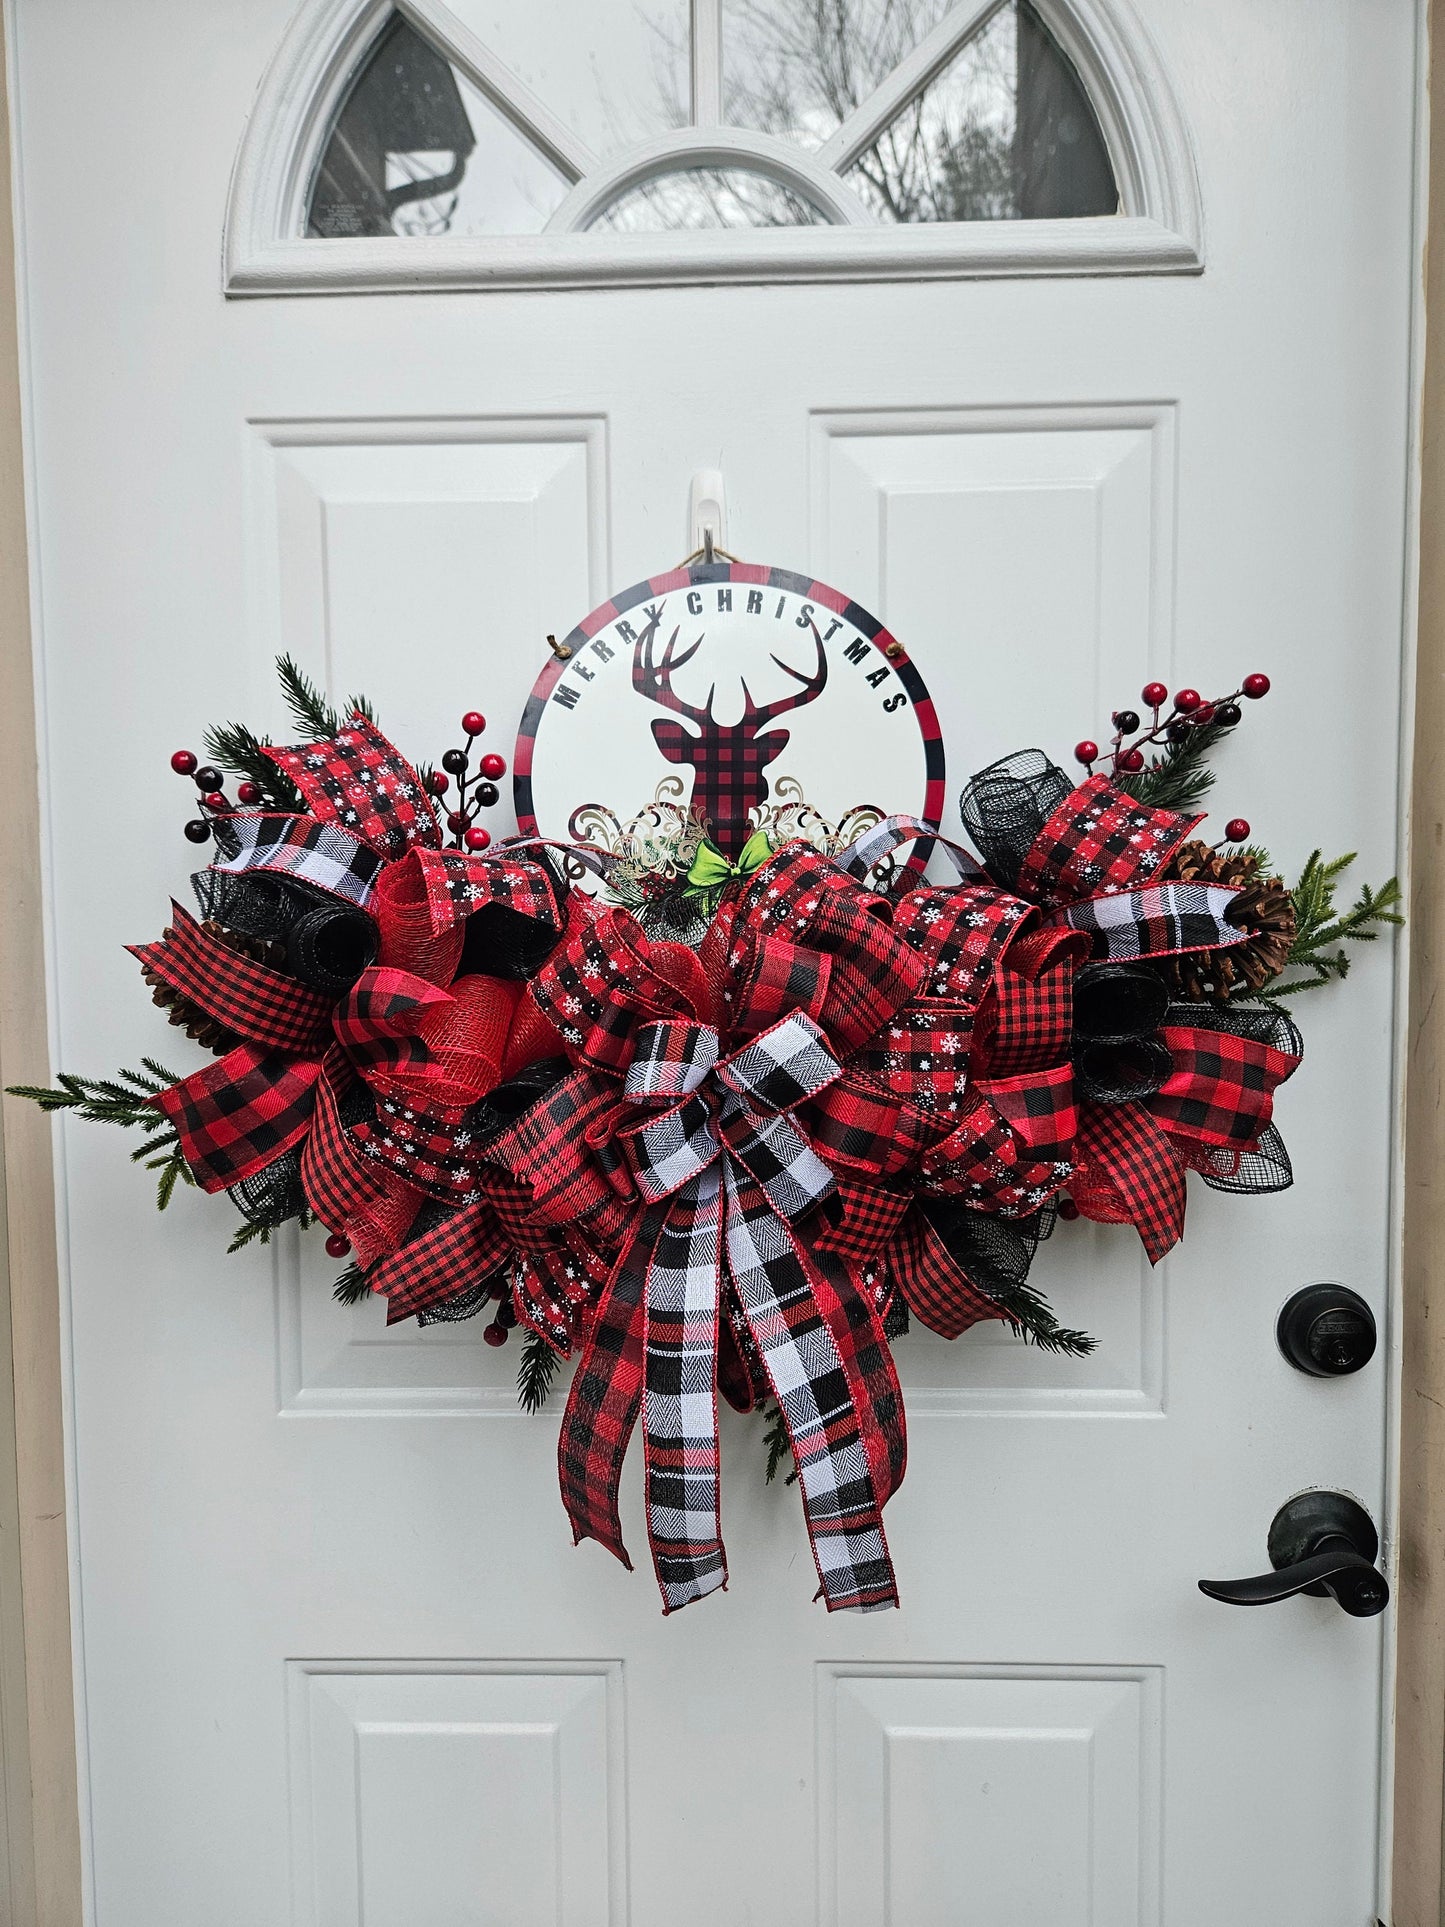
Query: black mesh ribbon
[
  {"left": 1071, "top": 960, "right": 1173, "bottom": 1104},
  {"left": 918, "top": 1197, "right": 1053, "bottom": 1303},
  {"left": 286, "top": 902, "right": 380, "bottom": 995},
  {"left": 959, "top": 750, "right": 1072, "bottom": 889}
]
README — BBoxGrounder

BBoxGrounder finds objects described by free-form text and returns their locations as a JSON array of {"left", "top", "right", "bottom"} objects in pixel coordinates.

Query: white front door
[{"left": 10, "top": 1, "right": 1417, "bottom": 1921}]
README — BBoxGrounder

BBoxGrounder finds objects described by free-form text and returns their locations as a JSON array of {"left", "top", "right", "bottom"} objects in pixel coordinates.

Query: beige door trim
[
  {"left": 1392, "top": 7, "right": 1445, "bottom": 1923},
  {"left": 0, "top": 12, "right": 83, "bottom": 1924}
]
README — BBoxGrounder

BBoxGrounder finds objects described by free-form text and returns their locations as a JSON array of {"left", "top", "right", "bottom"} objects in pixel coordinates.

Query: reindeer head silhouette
[{"left": 631, "top": 601, "right": 829, "bottom": 856}]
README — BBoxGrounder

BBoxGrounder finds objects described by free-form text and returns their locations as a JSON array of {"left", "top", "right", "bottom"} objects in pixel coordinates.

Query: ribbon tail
[
  {"left": 556, "top": 1211, "right": 653, "bottom": 1572},
  {"left": 642, "top": 1164, "right": 728, "bottom": 1612},
  {"left": 889, "top": 1205, "right": 1009, "bottom": 1340},
  {"left": 722, "top": 1160, "right": 899, "bottom": 1612},
  {"left": 808, "top": 1248, "right": 907, "bottom": 1505},
  {"left": 1078, "top": 1101, "right": 1186, "bottom": 1265}
]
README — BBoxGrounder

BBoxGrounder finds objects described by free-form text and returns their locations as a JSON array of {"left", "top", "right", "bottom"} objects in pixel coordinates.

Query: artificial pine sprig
[
  {"left": 517, "top": 1330, "right": 562, "bottom": 1414},
  {"left": 276, "top": 653, "right": 375, "bottom": 741},
  {"left": 7, "top": 1061, "right": 195, "bottom": 1211},
  {"left": 1256, "top": 851, "right": 1403, "bottom": 1000},
  {"left": 1115, "top": 715, "right": 1234, "bottom": 814},
  {"left": 202, "top": 717, "right": 303, "bottom": 812},
  {"left": 332, "top": 1259, "right": 373, "bottom": 1306},
  {"left": 983, "top": 1275, "right": 1097, "bottom": 1357},
  {"left": 761, "top": 1402, "right": 796, "bottom": 1484}
]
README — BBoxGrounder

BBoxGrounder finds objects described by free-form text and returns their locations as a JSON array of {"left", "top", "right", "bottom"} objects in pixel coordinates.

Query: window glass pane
[
  {"left": 842, "top": 1, "right": 1117, "bottom": 222},
  {"left": 588, "top": 167, "right": 828, "bottom": 231},
  {"left": 723, "top": 0, "right": 958, "bottom": 147},
  {"left": 446, "top": 0, "right": 691, "bottom": 155},
  {"left": 307, "top": 15, "right": 570, "bottom": 237}
]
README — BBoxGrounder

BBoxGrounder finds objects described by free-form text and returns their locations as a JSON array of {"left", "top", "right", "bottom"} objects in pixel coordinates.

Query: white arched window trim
[{"left": 223, "top": 0, "right": 1204, "bottom": 295}]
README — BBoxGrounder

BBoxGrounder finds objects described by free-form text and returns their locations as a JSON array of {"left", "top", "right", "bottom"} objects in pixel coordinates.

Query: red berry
[
  {"left": 1224, "top": 818, "right": 1251, "bottom": 843},
  {"left": 464, "top": 827, "right": 492, "bottom": 852},
  {"left": 1242, "top": 673, "right": 1271, "bottom": 700},
  {"left": 1074, "top": 740, "right": 1098, "bottom": 766},
  {"left": 325, "top": 1232, "right": 351, "bottom": 1260},
  {"left": 446, "top": 810, "right": 467, "bottom": 833},
  {"left": 427, "top": 771, "right": 449, "bottom": 796},
  {"left": 170, "top": 749, "right": 198, "bottom": 775},
  {"left": 1057, "top": 1197, "right": 1080, "bottom": 1221},
  {"left": 237, "top": 781, "right": 261, "bottom": 805},
  {"left": 461, "top": 711, "right": 486, "bottom": 737},
  {"left": 483, "top": 1321, "right": 508, "bottom": 1348},
  {"left": 1173, "top": 689, "right": 1202, "bottom": 712},
  {"left": 1194, "top": 703, "right": 1216, "bottom": 725},
  {"left": 479, "top": 752, "right": 506, "bottom": 781},
  {"left": 1117, "top": 747, "right": 1145, "bottom": 773},
  {"left": 202, "top": 791, "right": 227, "bottom": 811},
  {"left": 1141, "top": 681, "right": 1168, "bottom": 708}
]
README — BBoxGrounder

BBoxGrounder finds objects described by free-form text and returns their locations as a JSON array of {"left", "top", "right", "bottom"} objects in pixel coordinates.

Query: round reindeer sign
[{"left": 514, "top": 561, "right": 943, "bottom": 859}]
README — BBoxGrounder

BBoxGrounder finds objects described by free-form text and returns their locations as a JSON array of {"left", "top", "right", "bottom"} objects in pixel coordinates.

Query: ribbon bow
[
  {"left": 560, "top": 1008, "right": 901, "bottom": 1613},
  {"left": 498, "top": 848, "right": 921, "bottom": 1612},
  {"left": 137, "top": 716, "right": 569, "bottom": 1266},
  {"left": 683, "top": 827, "right": 774, "bottom": 902}
]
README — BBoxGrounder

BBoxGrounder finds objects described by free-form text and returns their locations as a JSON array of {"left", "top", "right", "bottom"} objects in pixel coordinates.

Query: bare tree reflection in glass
[
  {"left": 591, "top": 167, "right": 827, "bottom": 230},
  {"left": 717, "top": 0, "right": 1118, "bottom": 223}
]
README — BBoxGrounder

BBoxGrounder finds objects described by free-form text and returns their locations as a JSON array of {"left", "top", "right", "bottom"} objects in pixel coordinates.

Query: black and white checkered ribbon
[
  {"left": 837, "top": 813, "right": 986, "bottom": 883},
  {"left": 1053, "top": 881, "right": 1245, "bottom": 960},
  {"left": 617, "top": 1011, "right": 899, "bottom": 1613},
  {"left": 208, "top": 811, "right": 384, "bottom": 909}
]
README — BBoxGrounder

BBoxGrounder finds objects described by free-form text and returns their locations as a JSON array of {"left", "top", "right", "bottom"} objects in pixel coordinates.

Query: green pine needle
[
  {"left": 275, "top": 653, "right": 376, "bottom": 742},
  {"left": 982, "top": 1275, "right": 1097, "bottom": 1357},
  {"left": 1251, "top": 851, "right": 1403, "bottom": 1002},
  {"left": 202, "top": 718, "right": 303, "bottom": 812},
  {"left": 7, "top": 1061, "right": 183, "bottom": 1124},
  {"left": 226, "top": 1218, "right": 273, "bottom": 1254},
  {"left": 1114, "top": 717, "right": 1233, "bottom": 814},
  {"left": 517, "top": 1329, "right": 562, "bottom": 1415},
  {"left": 332, "top": 1259, "right": 374, "bottom": 1306},
  {"left": 762, "top": 1402, "right": 796, "bottom": 1484}
]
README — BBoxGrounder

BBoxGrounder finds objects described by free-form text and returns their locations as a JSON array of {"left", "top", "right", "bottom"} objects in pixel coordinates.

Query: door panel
[{"left": 9, "top": 0, "right": 1416, "bottom": 1921}]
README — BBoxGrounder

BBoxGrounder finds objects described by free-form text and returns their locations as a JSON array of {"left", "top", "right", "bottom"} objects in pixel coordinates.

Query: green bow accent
[{"left": 684, "top": 828, "right": 774, "bottom": 901}]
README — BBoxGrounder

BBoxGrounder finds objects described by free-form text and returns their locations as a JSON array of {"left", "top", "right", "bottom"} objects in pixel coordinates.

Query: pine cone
[
  {"left": 140, "top": 918, "right": 285, "bottom": 1055},
  {"left": 1161, "top": 840, "right": 1296, "bottom": 1001}
]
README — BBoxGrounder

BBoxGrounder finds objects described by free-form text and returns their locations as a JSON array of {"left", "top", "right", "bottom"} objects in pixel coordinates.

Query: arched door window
[{"left": 226, "top": 0, "right": 1202, "bottom": 290}]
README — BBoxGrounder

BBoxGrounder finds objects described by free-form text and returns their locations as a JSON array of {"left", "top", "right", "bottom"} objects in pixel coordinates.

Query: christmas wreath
[{"left": 16, "top": 657, "right": 1400, "bottom": 1613}]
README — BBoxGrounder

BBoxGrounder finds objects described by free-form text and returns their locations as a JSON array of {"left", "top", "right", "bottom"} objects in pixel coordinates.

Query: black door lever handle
[{"left": 1198, "top": 1490, "right": 1389, "bottom": 1619}]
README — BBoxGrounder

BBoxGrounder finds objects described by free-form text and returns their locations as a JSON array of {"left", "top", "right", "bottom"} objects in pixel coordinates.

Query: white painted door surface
[{"left": 9, "top": 1, "right": 1418, "bottom": 1922}]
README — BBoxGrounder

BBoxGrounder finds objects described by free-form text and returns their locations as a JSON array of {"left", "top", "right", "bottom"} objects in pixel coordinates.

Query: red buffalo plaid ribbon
[
  {"left": 500, "top": 844, "right": 925, "bottom": 1613},
  {"left": 264, "top": 712, "right": 442, "bottom": 863},
  {"left": 1011, "top": 773, "right": 1250, "bottom": 962},
  {"left": 1070, "top": 1005, "right": 1302, "bottom": 1261}
]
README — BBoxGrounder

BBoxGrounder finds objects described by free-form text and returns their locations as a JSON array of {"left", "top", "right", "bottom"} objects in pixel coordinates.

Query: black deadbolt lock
[{"left": 1276, "top": 1283, "right": 1376, "bottom": 1378}]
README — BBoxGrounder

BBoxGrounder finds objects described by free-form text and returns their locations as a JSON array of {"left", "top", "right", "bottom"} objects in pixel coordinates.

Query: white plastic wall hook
[{"left": 689, "top": 469, "right": 727, "bottom": 557}]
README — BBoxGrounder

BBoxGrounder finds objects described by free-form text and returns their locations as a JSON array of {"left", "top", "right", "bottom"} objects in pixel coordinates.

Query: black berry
[
  {"left": 192, "top": 766, "right": 221, "bottom": 792},
  {"left": 1215, "top": 701, "right": 1242, "bottom": 728},
  {"left": 442, "top": 748, "right": 468, "bottom": 775},
  {"left": 476, "top": 781, "right": 499, "bottom": 808},
  {"left": 1166, "top": 721, "right": 1193, "bottom": 745},
  {"left": 1112, "top": 709, "right": 1140, "bottom": 734},
  {"left": 184, "top": 818, "right": 212, "bottom": 843}
]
